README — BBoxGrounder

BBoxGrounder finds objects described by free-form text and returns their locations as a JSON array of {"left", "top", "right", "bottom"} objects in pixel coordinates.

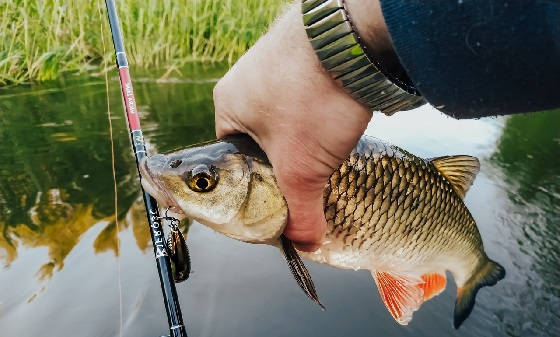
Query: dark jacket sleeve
[{"left": 380, "top": 0, "right": 560, "bottom": 118}]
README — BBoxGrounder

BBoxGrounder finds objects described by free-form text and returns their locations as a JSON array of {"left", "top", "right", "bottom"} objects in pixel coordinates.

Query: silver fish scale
[{"left": 323, "top": 137, "right": 484, "bottom": 266}]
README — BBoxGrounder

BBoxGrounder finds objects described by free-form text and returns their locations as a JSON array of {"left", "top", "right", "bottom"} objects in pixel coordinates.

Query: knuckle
[{"left": 212, "top": 79, "right": 226, "bottom": 105}]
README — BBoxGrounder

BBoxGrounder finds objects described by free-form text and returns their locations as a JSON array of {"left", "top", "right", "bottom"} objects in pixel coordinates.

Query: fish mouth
[{"left": 139, "top": 157, "right": 183, "bottom": 214}]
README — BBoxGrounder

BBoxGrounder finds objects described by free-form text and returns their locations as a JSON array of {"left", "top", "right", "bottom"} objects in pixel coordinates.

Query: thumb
[
  {"left": 276, "top": 173, "right": 328, "bottom": 252},
  {"left": 262, "top": 136, "right": 335, "bottom": 253}
]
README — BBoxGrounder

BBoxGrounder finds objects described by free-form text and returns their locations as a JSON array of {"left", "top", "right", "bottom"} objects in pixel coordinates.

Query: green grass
[{"left": 0, "top": 0, "right": 287, "bottom": 85}]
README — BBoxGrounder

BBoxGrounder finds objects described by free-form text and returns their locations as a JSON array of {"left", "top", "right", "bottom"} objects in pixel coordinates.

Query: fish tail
[{"left": 453, "top": 257, "right": 505, "bottom": 329}]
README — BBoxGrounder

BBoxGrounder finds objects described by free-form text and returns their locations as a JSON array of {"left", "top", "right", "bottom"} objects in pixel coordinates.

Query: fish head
[{"left": 140, "top": 135, "right": 288, "bottom": 244}]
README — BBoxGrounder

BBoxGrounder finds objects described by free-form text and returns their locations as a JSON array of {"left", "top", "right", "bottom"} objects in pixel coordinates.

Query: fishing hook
[{"left": 158, "top": 207, "right": 180, "bottom": 230}]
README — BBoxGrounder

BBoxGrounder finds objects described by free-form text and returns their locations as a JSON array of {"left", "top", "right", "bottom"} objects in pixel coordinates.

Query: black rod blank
[{"left": 103, "top": 1, "right": 188, "bottom": 336}]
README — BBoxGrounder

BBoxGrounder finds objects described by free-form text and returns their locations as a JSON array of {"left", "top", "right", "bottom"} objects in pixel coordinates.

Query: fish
[
  {"left": 166, "top": 222, "right": 191, "bottom": 283},
  {"left": 141, "top": 135, "right": 322, "bottom": 307},
  {"left": 139, "top": 134, "right": 505, "bottom": 329}
]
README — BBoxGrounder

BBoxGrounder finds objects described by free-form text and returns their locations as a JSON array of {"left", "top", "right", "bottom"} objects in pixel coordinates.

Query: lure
[{"left": 161, "top": 211, "right": 191, "bottom": 283}]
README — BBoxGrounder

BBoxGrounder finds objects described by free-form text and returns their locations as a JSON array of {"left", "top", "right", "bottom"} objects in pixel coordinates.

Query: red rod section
[{"left": 118, "top": 67, "right": 141, "bottom": 131}]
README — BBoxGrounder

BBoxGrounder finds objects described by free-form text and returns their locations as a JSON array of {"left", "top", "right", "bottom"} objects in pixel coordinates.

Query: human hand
[{"left": 213, "top": 1, "right": 391, "bottom": 251}]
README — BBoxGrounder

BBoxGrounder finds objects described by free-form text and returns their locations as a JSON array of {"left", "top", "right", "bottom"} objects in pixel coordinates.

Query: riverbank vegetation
[{"left": 0, "top": 0, "right": 286, "bottom": 85}]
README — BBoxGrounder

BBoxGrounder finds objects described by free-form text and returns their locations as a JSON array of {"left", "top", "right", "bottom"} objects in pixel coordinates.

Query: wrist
[
  {"left": 343, "top": 0, "right": 402, "bottom": 79},
  {"left": 343, "top": 0, "right": 392, "bottom": 54},
  {"left": 301, "top": 0, "right": 423, "bottom": 114}
]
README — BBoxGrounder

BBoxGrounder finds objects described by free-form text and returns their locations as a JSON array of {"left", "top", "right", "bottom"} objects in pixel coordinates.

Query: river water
[{"left": 0, "top": 66, "right": 558, "bottom": 337}]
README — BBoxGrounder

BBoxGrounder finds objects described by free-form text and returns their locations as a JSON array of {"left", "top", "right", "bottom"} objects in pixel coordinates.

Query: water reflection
[
  {"left": 492, "top": 110, "right": 560, "bottom": 288},
  {"left": 0, "top": 66, "right": 212, "bottom": 279},
  {"left": 0, "top": 68, "right": 558, "bottom": 337},
  {"left": 489, "top": 110, "right": 560, "bottom": 336}
]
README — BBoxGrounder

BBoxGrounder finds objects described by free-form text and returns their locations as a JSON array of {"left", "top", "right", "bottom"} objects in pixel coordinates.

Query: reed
[{"left": 0, "top": 0, "right": 286, "bottom": 85}]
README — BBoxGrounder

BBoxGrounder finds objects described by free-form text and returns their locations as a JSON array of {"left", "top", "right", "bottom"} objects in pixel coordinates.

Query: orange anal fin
[
  {"left": 420, "top": 272, "right": 447, "bottom": 301},
  {"left": 372, "top": 271, "right": 424, "bottom": 325}
]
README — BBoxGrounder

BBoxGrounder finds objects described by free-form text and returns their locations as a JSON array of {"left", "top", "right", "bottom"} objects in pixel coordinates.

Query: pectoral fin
[
  {"left": 280, "top": 235, "right": 324, "bottom": 309},
  {"left": 372, "top": 271, "right": 424, "bottom": 325}
]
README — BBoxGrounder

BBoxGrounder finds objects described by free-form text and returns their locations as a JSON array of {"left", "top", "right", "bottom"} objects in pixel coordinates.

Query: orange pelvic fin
[
  {"left": 420, "top": 272, "right": 447, "bottom": 301},
  {"left": 372, "top": 271, "right": 424, "bottom": 325}
]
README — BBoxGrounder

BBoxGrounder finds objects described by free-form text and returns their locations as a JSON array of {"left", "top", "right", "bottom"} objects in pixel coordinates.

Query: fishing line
[
  {"left": 97, "top": 1, "right": 124, "bottom": 336},
  {"left": 103, "top": 1, "right": 189, "bottom": 334}
]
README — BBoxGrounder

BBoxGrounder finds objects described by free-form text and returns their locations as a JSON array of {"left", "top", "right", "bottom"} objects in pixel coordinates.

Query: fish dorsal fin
[
  {"left": 430, "top": 155, "right": 480, "bottom": 199},
  {"left": 372, "top": 271, "right": 424, "bottom": 325},
  {"left": 420, "top": 272, "right": 447, "bottom": 301}
]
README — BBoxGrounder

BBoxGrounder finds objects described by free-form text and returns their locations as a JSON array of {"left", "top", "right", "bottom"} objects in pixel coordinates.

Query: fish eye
[{"left": 187, "top": 165, "right": 218, "bottom": 192}]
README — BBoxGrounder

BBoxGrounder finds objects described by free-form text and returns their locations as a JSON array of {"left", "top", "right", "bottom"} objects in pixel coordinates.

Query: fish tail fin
[{"left": 454, "top": 258, "right": 505, "bottom": 329}]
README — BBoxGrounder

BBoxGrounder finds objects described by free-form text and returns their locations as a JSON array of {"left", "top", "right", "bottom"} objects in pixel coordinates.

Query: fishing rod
[{"left": 104, "top": 1, "right": 188, "bottom": 336}]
